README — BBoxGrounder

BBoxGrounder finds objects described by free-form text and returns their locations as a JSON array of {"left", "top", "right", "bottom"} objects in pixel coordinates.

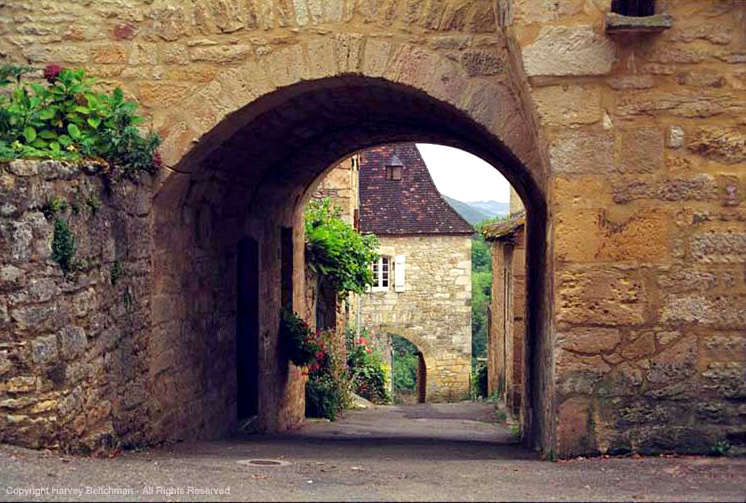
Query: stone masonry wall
[
  {"left": 360, "top": 235, "right": 472, "bottom": 402},
  {"left": 0, "top": 160, "right": 153, "bottom": 453},
  {"left": 310, "top": 156, "right": 360, "bottom": 227},
  {"left": 507, "top": 0, "right": 746, "bottom": 456}
]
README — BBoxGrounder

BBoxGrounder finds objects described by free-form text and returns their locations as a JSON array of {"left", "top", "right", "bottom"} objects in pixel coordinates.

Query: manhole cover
[{"left": 237, "top": 459, "right": 291, "bottom": 467}]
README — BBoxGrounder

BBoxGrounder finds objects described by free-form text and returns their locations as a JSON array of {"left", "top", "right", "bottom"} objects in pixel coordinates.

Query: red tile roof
[{"left": 359, "top": 144, "right": 474, "bottom": 235}]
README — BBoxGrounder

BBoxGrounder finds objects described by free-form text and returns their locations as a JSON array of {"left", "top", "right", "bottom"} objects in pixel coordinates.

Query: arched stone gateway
[
  {"left": 150, "top": 71, "right": 551, "bottom": 451},
  {"left": 2, "top": 0, "right": 743, "bottom": 459},
  {"left": 375, "top": 327, "right": 437, "bottom": 403},
  {"left": 141, "top": 17, "right": 552, "bottom": 453}
]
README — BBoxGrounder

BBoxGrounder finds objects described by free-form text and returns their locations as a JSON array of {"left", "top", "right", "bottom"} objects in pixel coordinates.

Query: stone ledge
[{"left": 605, "top": 13, "right": 673, "bottom": 34}]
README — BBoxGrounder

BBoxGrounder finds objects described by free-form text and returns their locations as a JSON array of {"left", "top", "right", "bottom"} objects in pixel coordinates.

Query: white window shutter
[{"left": 394, "top": 255, "right": 405, "bottom": 292}]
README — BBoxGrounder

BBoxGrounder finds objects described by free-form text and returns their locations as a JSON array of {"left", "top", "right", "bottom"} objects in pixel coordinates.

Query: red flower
[
  {"left": 43, "top": 64, "right": 62, "bottom": 84},
  {"left": 152, "top": 151, "right": 163, "bottom": 171}
]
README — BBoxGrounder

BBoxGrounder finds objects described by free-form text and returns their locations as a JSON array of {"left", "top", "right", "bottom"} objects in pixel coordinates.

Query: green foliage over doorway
[
  {"left": 304, "top": 198, "right": 379, "bottom": 299},
  {"left": 471, "top": 217, "right": 502, "bottom": 362}
]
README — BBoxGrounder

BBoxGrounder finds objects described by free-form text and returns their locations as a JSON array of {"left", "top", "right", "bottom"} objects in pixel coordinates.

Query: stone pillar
[{"left": 509, "top": 186, "right": 524, "bottom": 216}]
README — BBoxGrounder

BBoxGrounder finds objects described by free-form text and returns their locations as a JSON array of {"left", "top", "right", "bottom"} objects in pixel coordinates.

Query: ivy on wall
[{"left": 304, "top": 198, "right": 379, "bottom": 299}]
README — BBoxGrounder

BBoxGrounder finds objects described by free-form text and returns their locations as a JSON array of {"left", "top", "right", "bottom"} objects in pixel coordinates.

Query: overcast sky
[{"left": 416, "top": 144, "right": 510, "bottom": 203}]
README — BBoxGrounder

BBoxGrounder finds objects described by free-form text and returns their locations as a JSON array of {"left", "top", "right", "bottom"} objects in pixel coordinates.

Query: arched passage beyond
[{"left": 151, "top": 73, "right": 551, "bottom": 453}]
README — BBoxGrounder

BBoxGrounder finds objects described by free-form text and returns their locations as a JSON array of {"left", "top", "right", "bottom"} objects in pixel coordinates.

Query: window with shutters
[
  {"left": 371, "top": 256, "right": 391, "bottom": 291},
  {"left": 394, "top": 254, "right": 406, "bottom": 292}
]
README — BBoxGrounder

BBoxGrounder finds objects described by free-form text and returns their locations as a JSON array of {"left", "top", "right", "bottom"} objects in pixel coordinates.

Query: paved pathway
[{"left": 1, "top": 403, "right": 744, "bottom": 501}]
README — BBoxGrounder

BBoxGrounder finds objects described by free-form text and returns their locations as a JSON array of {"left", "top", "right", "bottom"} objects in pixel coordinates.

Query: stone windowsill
[{"left": 605, "top": 12, "right": 673, "bottom": 34}]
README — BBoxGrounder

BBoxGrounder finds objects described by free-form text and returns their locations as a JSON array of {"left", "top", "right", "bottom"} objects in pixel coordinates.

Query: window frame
[
  {"left": 385, "top": 165, "right": 403, "bottom": 181},
  {"left": 371, "top": 255, "right": 391, "bottom": 292}
]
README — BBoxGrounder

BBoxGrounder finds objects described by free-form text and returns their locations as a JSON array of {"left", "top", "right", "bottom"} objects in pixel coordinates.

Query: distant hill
[
  {"left": 469, "top": 200, "right": 510, "bottom": 217},
  {"left": 442, "top": 195, "right": 509, "bottom": 226}
]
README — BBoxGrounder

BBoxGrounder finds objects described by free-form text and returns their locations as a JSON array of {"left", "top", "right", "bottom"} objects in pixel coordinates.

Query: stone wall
[
  {"left": 0, "top": 160, "right": 153, "bottom": 453},
  {"left": 360, "top": 235, "right": 472, "bottom": 402},
  {"left": 310, "top": 156, "right": 360, "bottom": 227},
  {"left": 507, "top": 0, "right": 746, "bottom": 456}
]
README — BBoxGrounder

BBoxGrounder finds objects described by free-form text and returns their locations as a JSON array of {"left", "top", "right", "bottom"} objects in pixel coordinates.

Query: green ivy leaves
[
  {"left": 305, "top": 198, "right": 379, "bottom": 298},
  {"left": 22, "top": 126, "right": 36, "bottom": 143},
  {"left": 0, "top": 64, "right": 160, "bottom": 173}
]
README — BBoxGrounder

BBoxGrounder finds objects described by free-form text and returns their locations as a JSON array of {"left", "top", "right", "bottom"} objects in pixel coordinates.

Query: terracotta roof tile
[{"left": 359, "top": 144, "right": 474, "bottom": 235}]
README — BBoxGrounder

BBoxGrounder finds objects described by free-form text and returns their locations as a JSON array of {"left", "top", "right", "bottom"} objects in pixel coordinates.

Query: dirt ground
[{"left": 1, "top": 402, "right": 744, "bottom": 502}]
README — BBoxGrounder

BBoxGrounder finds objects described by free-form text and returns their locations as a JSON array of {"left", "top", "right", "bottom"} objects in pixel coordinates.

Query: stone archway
[
  {"left": 150, "top": 67, "right": 552, "bottom": 452},
  {"left": 0, "top": 0, "right": 554, "bottom": 455},
  {"left": 376, "top": 327, "right": 437, "bottom": 404},
  {"left": 2, "top": 0, "right": 743, "bottom": 461}
]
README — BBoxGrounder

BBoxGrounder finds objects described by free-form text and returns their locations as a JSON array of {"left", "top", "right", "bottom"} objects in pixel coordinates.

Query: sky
[{"left": 416, "top": 144, "right": 510, "bottom": 203}]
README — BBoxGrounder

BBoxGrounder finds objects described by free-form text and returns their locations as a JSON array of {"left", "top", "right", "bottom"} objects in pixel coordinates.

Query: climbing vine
[
  {"left": 280, "top": 309, "right": 320, "bottom": 367},
  {"left": 304, "top": 198, "right": 379, "bottom": 299}
]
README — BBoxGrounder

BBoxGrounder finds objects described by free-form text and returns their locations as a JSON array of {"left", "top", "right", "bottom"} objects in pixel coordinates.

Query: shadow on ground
[{"left": 1, "top": 402, "right": 745, "bottom": 502}]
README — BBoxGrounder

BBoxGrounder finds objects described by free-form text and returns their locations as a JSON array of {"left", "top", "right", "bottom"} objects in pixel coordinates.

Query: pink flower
[
  {"left": 152, "top": 151, "right": 163, "bottom": 171},
  {"left": 43, "top": 64, "right": 62, "bottom": 83}
]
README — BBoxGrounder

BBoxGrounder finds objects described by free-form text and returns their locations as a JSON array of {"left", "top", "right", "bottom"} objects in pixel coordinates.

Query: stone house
[{"left": 357, "top": 144, "right": 474, "bottom": 403}]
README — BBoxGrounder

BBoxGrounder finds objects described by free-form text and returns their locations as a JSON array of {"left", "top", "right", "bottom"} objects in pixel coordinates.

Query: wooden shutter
[{"left": 394, "top": 255, "right": 405, "bottom": 292}]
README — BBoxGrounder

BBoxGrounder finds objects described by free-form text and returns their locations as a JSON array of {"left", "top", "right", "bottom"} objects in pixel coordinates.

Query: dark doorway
[
  {"left": 236, "top": 237, "right": 259, "bottom": 422},
  {"left": 280, "top": 227, "right": 293, "bottom": 309},
  {"left": 417, "top": 353, "right": 427, "bottom": 404}
]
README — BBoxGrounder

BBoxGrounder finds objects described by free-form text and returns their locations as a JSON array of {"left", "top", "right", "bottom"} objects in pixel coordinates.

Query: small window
[
  {"left": 372, "top": 256, "right": 390, "bottom": 291},
  {"left": 611, "top": 0, "right": 655, "bottom": 17},
  {"left": 385, "top": 166, "right": 402, "bottom": 181}
]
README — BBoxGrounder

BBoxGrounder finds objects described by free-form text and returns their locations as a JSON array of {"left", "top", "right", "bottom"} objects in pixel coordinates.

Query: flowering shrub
[
  {"left": 346, "top": 328, "right": 391, "bottom": 404},
  {"left": 305, "top": 329, "right": 353, "bottom": 421},
  {"left": 0, "top": 64, "right": 160, "bottom": 174},
  {"left": 280, "top": 309, "right": 320, "bottom": 367}
]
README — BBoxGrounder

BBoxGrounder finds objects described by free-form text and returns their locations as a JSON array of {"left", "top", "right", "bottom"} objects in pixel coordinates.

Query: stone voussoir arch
[
  {"left": 155, "top": 36, "right": 545, "bottom": 204},
  {"left": 145, "top": 28, "right": 554, "bottom": 454},
  {"left": 375, "top": 325, "right": 437, "bottom": 402}
]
